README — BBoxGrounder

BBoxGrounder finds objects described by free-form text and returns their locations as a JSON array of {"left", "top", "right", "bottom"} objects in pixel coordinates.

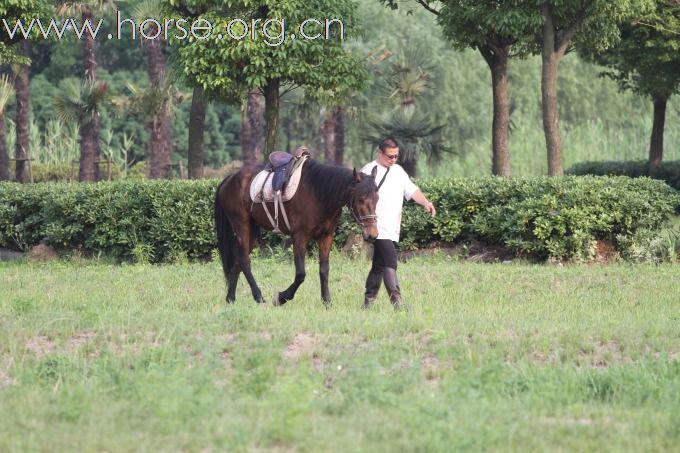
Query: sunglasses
[{"left": 382, "top": 151, "right": 399, "bottom": 160}]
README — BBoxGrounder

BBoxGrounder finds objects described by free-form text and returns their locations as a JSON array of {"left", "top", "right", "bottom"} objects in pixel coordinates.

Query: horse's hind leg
[
  {"left": 236, "top": 222, "right": 265, "bottom": 304},
  {"left": 226, "top": 263, "right": 240, "bottom": 303}
]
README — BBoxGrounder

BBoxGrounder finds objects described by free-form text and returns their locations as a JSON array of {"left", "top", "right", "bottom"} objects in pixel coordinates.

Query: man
[{"left": 360, "top": 137, "right": 436, "bottom": 310}]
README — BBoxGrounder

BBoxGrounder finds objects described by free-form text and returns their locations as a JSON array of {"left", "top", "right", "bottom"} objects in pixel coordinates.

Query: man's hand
[{"left": 424, "top": 201, "right": 436, "bottom": 217}]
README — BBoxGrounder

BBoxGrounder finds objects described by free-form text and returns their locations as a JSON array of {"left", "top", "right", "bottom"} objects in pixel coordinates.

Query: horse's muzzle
[{"left": 362, "top": 230, "right": 377, "bottom": 243}]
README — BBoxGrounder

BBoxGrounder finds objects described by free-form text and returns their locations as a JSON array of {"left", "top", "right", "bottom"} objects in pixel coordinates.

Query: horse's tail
[{"left": 214, "top": 178, "right": 236, "bottom": 282}]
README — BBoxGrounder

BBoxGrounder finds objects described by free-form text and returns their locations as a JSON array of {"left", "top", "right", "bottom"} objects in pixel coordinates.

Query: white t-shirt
[{"left": 361, "top": 161, "right": 418, "bottom": 242}]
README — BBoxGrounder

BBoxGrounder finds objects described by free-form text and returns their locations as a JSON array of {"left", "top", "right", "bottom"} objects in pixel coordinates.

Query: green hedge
[
  {"left": 399, "top": 176, "right": 680, "bottom": 259},
  {"left": 1, "top": 176, "right": 678, "bottom": 262},
  {"left": 0, "top": 180, "right": 215, "bottom": 262},
  {"left": 567, "top": 160, "right": 680, "bottom": 191}
]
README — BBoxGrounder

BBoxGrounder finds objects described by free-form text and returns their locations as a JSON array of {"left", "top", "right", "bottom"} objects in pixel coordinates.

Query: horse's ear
[
  {"left": 370, "top": 165, "right": 378, "bottom": 179},
  {"left": 353, "top": 168, "right": 361, "bottom": 182}
]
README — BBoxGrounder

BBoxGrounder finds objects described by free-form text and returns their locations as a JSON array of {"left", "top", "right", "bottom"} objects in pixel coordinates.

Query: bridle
[{"left": 348, "top": 194, "right": 377, "bottom": 228}]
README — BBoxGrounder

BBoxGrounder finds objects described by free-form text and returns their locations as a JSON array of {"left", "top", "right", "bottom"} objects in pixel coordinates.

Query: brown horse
[{"left": 214, "top": 158, "right": 379, "bottom": 306}]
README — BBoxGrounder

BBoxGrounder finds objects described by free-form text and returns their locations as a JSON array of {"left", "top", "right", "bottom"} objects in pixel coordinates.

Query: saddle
[
  {"left": 249, "top": 147, "right": 310, "bottom": 232},
  {"left": 267, "top": 150, "right": 297, "bottom": 193}
]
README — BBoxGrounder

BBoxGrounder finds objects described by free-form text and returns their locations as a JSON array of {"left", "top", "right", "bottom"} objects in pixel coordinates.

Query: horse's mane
[{"left": 302, "top": 159, "right": 354, "bottom": 209}]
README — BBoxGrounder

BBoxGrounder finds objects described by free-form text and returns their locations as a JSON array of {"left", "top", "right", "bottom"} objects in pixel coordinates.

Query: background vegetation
[{"left": 1, "top": 2, "right": 678, "bottom": 178}]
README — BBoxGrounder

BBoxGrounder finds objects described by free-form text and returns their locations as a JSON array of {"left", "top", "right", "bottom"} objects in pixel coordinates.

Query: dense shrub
[
  {"left": 0, "top": 176, "right": 678, "bottom": 262},
  {"left": 0, "top": 180, "right": 214, "bottom": 262},
  {"left": 400, "top": 176, "right": 680, "bottom": 260},
  {"left": 567, "top": 160, "right": 680, "bottom": 191}
]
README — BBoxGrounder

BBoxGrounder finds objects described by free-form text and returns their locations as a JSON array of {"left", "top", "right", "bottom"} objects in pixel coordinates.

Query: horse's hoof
[
  {"left": 323, "top": 301, "right": 332, "bottom": 310},
  {"left": 272, "top": 295, "right": 280, "bottom": 306},
  {"left": 226, "top": 297, "right": 235, "bottom": 304}
]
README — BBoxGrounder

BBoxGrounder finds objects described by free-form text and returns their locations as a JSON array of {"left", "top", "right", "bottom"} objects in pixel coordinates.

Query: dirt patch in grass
[
  {"left": 260, "top": 332, "right": 273, "bottom": 341},
  {"left": 284, "top": 333, "right": 320, "bottom": 360},
  {"left": 0, "top": 370, "right": 15, "bottom": 389},
  {"left": 66, "top": 331, "right": 97, "bottom": 351},
  {"left": 653, "top": 351, "right": 678, "bottom": 360},
  {"left": 25, "top": 335, "right": 56, "bottom": 357},
  {"left": 578, "top": 340, "right": 627, "bottom": 368},
  {"left": 422, "top": 355, "right": 440, "bottom": 383}
]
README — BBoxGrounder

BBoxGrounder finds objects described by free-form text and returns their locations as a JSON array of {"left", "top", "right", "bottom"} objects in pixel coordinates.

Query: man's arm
[{"left": 410, "top": 189, "right": 436, "bottom": 217}]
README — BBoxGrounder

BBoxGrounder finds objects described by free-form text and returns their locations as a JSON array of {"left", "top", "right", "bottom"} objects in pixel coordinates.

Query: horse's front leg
[
  {"left": 275, "top": 235, "right": 308, "bottom": 306},
  {"left": 318, "top": 233, "right": 333, "bottom": 307}
]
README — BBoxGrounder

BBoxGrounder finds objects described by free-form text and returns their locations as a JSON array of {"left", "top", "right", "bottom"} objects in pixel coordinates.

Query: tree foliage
[
  {"left": 0, "top": 0, "right": 51, "bottom": 64},
  {"left": 167, "top": 0, "right": 368, "bottom": 153},
  {"left": 582, "top": 0, "right": 680, "bottom": 100}
]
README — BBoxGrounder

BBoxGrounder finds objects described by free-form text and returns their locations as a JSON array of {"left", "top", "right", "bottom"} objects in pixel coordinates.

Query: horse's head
[{"left": 350, "top": 167, "right": 379, "bottom": 242}]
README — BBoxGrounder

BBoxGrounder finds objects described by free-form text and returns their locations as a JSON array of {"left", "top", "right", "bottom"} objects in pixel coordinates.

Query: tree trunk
[
  {"left": 79, "top": 10, "right": 100, "bottom": 181},
  {"left": 0, "top": 113, "right": 8, "bottom": 181},
  {"left": 79, "top": 114, "right": 100, "bottom": 181},
  {"left": 263, "top": 78, "right": 280, "bottom": 156},
  {"left": 187, "top": 86, "right": 207, "bottom": 179},
  {"left": 82, "top": 11, "right": 97, "bottom": 82},
  {"left": 334, "top": 106, "right": 345, "bottom": 166},
  {"left": 402, "top": 154, "right": 417, "bottom": 177},
  {"left": 541, "top": 4, "right": 564, "bottom": 176},
  {"left": 647, "top": 97, "right": 667, "bottom": 178},
  {"left": 241, "top": 89, "right": 264, "bottom": 164},
  {"left": 481, "top": 44, "right": 511, "bottom": 176},
  {"left": 322, "top": 108, "right": 336, "bottom": 163},
  {"left": 144, "top": 28, "right": 164, "bottom": 85},
  {"left": 144, "top": 24, "right": 172, "bottom": 179},
  {"left": 14, "top": 40, "right": 31, "bottom": 184},
  {"left": 147, "top": 116, "right": 170, "bottom": 178}
]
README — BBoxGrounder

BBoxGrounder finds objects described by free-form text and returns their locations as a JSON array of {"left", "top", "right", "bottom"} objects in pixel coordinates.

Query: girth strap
[{"left": 258, "top": 191, "right": 291, "bottom": 233}]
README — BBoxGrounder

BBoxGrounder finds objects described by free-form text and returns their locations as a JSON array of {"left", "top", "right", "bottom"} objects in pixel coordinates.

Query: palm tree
[
  {"left": 57, "top": 0, "right": 116, "bottom": 181},
  {"left": 0, "top": 74, "right": 14, "bottom": 181},
  {"left": 12, "top": 40, "right": 31, "bottom": 183},
  {"left": 133, "top": 0, "right": 174, "bottom": 178},
  {"left": 122, "top": 78, "right": 185, "bottom": 178},
  {"left": 53, "top": 79, "right": 109, "bottom": 181},
  {"left": 363, "top": 113, "right": 450, "bottom": 177},
  {"left": 362, "top": 46, "right": 451, "bottom": 176}
]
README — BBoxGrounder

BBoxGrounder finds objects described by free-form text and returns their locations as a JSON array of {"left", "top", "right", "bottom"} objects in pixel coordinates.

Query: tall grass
[
  {"left": 1, "top": 256, "right": 679, "bottom": 451},
  {"left": 5, "top": 119, "right": 134, "bottom": 175},
  {"left": 428, "top": 114, "right": 680, "bottom": 178},
  {"left": 6, "top": 118, "right": 79, "bottom": 165}
]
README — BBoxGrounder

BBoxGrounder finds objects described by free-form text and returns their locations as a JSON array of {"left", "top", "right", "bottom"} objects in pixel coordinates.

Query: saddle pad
[{"left": 249, "top": 156, "right": 307, "bottom": 203}]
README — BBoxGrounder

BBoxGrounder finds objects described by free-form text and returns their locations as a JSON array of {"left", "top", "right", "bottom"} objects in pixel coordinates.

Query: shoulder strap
[{"left": 375, "top": 165, "right": 390, "bottom": 190}]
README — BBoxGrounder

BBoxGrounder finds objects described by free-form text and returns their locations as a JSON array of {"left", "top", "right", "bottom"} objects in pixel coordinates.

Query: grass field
[{"left": 1, "top": 254, "right": 680, "bottom": 452}]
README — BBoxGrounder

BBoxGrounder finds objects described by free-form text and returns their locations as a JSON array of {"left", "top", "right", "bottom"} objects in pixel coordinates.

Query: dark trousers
[
  {"left": 364, "top": 239, "right": 402, "bottom": 307},
  {"left": 371, "top": 239, "right": 398, "bottom": 271}
]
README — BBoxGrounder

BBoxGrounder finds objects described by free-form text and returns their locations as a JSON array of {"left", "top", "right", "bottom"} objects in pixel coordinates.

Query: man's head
[{"left": 377, "top": 137, "right": 400, "bottom": 168}]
